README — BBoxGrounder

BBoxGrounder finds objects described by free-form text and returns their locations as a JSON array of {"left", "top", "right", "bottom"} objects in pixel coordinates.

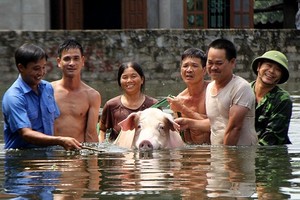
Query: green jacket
[{"left": 251, "top": 81, "right": 292, "bottom": 145}]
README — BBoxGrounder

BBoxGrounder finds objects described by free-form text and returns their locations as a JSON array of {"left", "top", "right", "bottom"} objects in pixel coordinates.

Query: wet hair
[
  {"left": 207, "top": 38, "right": 237, "bottom": 61},
  {"left": 57, "top": 38, "right": 83, "bottom": 58},
  {"left": 15, "top": 43, "right": 48, "bottom": 68},
  {"left": 181, "top": 48, "right": 207, "bottom": 68},
  {"left": 117, "top": 62, "right": 145, "bottom": 92}
]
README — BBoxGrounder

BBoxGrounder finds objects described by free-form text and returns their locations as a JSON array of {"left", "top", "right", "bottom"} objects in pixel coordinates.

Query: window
[
  {"left": 208, "top": 0, "right": 230, "bottom": 28},
  {"left": 184, "top": 0, "right": 207, "bottom": 28},
  {"left": 231, "top": 0, "right": 253, "bottom": 28},
  {"left": 184, "top": 0, "right": 253, "bottom": 28}
]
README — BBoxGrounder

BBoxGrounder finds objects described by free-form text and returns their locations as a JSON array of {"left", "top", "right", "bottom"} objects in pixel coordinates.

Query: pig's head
[{"left": 118, "top": 108, "right": 185, "bottom": 150}]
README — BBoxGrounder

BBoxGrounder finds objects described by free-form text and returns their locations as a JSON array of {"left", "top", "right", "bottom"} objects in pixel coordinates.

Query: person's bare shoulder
[
  {"left": 89, "top": 87, "right": 101, "bottom": 99},
  {"left": 51, "top": 80, "right": 62, "bottom": 88},
  {"left": 81, "top": 82, "right": 101, "bottom": 101},
  {"left": 177, "top": 88, "right": 189, "bottom": 97},
  {"left": 81, "top": 82, "right": 100, "bottom": 93}
]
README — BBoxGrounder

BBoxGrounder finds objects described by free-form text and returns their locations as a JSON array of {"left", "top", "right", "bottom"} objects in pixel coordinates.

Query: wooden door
[
  {"left": 65, "top": 0, "right": 83, "bottom": 29},
  {"left": 51, "top": 0, "right": 147, "bottom": 29},
  {"left": 50, "top": 0, "right": 83, "bottom": 29},
  {"left": 122, "top": 0, "right": 147, "bottom": 28}
]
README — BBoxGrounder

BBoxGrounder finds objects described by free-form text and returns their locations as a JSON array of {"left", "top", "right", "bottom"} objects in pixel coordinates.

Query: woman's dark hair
[
  {"left": 117, "top": 62, "right": 145, "bottom": 92},
  {"left": 15, "top": 43, "right": 48, "bottom": 68}
]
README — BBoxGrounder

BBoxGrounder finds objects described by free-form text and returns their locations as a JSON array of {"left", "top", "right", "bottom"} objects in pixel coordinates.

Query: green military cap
[{"left": 251, "top": 50, "right": 289, "bottom": 84}]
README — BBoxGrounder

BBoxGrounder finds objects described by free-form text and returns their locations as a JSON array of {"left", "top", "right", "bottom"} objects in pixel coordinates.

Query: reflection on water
[
  {"left": 206, "top": 146, "right": 256, "bottom": 198},
  {"left": 256, "top": 146, "right": 293, "bottom": 200},
  {"left": 0, "top": 81, "right": 300, "bottom": 199},
  {"left": 2, "top": 144, "right": 300, "bottom": 199}
]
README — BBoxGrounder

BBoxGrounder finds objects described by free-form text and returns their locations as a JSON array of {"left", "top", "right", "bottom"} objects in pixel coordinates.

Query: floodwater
[{"left": 0, "top": 81, "right": 300, "bottom": 199}]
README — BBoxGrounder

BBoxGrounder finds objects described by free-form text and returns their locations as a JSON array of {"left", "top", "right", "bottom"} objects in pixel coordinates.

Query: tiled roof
[{"left": 254, "top": 0, "right": 284, "bottom": 24}]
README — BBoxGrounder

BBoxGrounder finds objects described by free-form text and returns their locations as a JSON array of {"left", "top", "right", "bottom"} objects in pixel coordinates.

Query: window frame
[
  {"left": 183, "top": 0, "right": 208, "bottom": 28},
  {"left": 184, "top": 0, "right": 254, "bottom": 28}
]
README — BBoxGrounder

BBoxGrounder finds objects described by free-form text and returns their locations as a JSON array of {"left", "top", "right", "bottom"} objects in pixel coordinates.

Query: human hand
[
  {"left": 174, "top": 117, "right": 190, "bottom": 131},
  {"left": 59, "top": 137, "right": 82, "bottom": 150},
  {"left": 167, "top": 96, "right": 183, "bottom": 112}
]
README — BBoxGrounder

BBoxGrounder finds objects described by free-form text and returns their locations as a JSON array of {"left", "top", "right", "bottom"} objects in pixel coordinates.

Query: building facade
[{"left": 1, "top": 0, "right": 299, "bottom": 30}]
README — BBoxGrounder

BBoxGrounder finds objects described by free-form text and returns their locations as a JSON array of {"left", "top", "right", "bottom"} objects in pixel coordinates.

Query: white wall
[
  {"left": 147, "top": 0, "right": 183, "bottom": 28},
  {"left": 0, "top": 0, "right": 49, "bottom": 30}
]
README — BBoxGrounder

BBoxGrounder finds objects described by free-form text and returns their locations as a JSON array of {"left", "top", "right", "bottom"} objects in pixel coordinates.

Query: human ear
[
  {"left": 17, "top": 63, "right": 25, "bottom": 72},
  {"left": 56, "top": 57, "right": 62, "bottom": 68}
]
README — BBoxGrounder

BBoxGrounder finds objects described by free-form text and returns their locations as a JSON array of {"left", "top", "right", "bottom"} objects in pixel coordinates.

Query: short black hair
[
  {"left": 207, "top": 38, "right": 237, "bottom": 61},
  {"left": 15, "top": 43, "right": 48, "bottom": 68},
  {"left": 181, "top": 48, "right": 207, "bottom": 68},
  {"left": 57, "top": 38, "right": 83, "bottom": 58}
]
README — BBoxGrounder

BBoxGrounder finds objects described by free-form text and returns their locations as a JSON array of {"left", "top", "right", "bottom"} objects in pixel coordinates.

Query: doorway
[{"left": 50, "top": 0, "right": 146, "bottom": 29}]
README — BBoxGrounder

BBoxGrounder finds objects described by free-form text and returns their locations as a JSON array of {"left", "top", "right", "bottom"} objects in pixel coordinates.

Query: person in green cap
[{"left": 251, "top": 50, "right": 292, "bottom": 145}]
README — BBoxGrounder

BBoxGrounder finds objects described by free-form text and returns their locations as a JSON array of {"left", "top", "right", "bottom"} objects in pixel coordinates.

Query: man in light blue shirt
[{"left": 2, "top": 43, "right": 82, "bottom": 150}]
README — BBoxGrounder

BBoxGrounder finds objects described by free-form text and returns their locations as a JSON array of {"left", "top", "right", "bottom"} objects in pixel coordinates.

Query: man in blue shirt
[{"left": 2, "top": 43, "right": 82, "bottom": 150}]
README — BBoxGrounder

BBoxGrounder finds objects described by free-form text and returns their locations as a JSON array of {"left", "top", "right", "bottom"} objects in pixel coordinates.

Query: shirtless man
[
  {"left": 167, "top": 48, "right": 210, "bottom": 144},
  {"left": 52, "top": 39, "right": 101, "bottom": 142}
]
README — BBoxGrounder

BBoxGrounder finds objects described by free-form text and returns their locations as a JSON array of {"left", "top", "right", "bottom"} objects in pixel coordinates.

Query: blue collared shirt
[{"left": 2, "top": 75, "right": 60, "bottom": 149}]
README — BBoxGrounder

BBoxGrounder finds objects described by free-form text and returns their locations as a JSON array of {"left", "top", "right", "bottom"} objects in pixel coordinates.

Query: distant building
[
  {"left": 0, "top": 0, "right": 298, "bottom": 30},
  {"left": 254, "top": 0, "right": 298, "bottom": 28}
]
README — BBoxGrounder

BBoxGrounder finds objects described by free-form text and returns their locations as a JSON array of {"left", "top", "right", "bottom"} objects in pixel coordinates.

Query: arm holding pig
[{"left": 174, "top": 117, "right": 211, "bottom": 133}]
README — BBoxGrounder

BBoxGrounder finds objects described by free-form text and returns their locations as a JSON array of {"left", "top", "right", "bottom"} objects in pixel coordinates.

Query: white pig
[{"left": 114, "top": 108, "right": 185, "bottom": 150}]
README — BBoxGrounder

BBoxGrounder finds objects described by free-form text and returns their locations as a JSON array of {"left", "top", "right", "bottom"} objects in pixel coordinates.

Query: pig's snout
[{"left": 139, "top": 140, "right": 153, "bottom": 151}]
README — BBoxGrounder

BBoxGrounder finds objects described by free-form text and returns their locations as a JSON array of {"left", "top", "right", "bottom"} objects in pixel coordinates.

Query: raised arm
[{"left": 167, "top": 96, "right": 206, "bottom": 119}]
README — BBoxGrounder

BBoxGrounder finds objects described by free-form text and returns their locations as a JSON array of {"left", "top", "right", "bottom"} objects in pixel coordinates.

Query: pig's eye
[
  {"left": 158, "top": 124, "right": 167, "bottom": 136},
  {"left": 137, "top": 124, "right": 142, "bottom": 129},
  {"left": 158, "top": 124, "right": 164, "bottom": 131}
]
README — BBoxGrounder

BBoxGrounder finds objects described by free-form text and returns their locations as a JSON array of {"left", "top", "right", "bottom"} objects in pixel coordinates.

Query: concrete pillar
[
  {"left": 0, "top": 0, "right": 49, "bottom": 30},
  {"left": 147, "top": 0, "right": 183, "bottom": 28},
  {"left": 296, "top": 0, "right": 300, "bottom": 29},
  {"left": 147, "top": 0, "right": 159, "bottom": 28},
  {"left": 0, "top": 0, "right": 22, "bottom": 30},
  {"left": 22, "top": 0, "right": 50, "bottom": 30}
]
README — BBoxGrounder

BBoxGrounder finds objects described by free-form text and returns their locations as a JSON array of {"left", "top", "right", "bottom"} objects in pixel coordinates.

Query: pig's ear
[
  {"left": 118, "top": 112, "right": 139, "bottom": 131},
  {"left": 163, "top": 112, "right": 180, "bottom": 131},
  {"left": 163, "top": 112, "right": 185, "bottom": 148}
]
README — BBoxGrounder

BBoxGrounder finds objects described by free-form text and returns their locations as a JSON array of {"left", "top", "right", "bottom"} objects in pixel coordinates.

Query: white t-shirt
[{"left": 206, "top": 75, "right": 258, "bottom": 145}]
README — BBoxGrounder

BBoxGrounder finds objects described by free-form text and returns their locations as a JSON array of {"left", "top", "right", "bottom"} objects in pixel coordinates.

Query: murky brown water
[
  {"left": 1, "top": 144, "right": 299, "bottom": 199},
  {"left": 0, "top": 81, "right": 300, "bottom": 199}
]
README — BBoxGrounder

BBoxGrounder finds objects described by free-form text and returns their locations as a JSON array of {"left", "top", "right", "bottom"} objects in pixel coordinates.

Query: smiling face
[
  {"left": 57, "top": 48, "right": 85, "bottom": 78},
  {"left": 120, "top": 66, "right": 144, "bottom": 95},
  {"left": 257, "top": 61, "right": 282, "bottom": 85},
  {"left": 181, "top": 57, "right": 206, "bottom": 85},
  {"left": 19, "top": 58, "right": 47, "bottom": 91}
]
